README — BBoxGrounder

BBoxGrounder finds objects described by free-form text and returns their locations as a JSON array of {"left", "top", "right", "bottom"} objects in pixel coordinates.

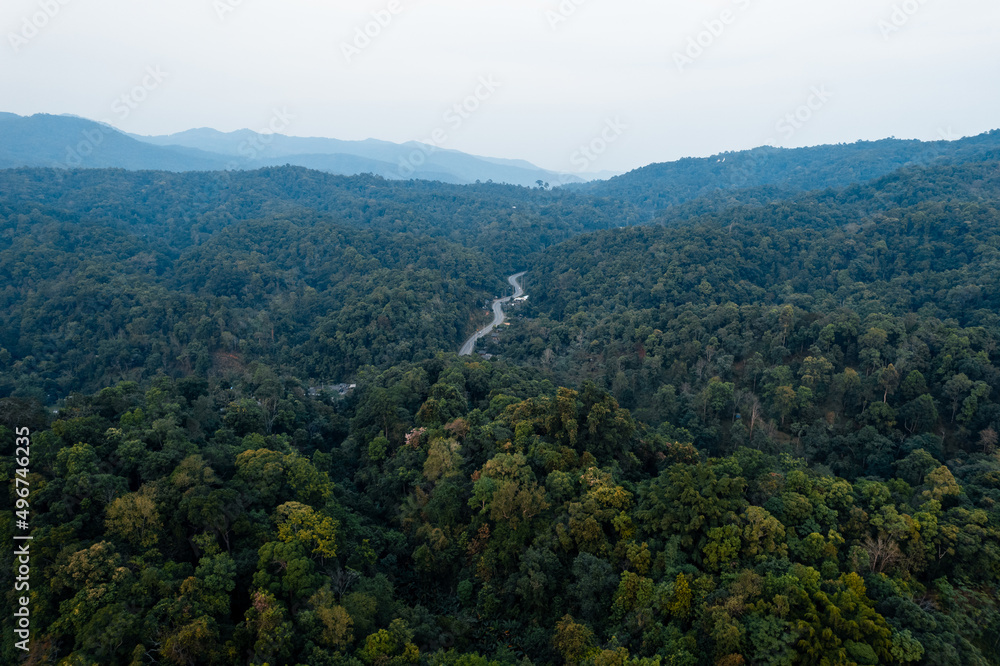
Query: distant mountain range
[
  {"left": 3, "top": 112, "right": 999, "bottom": 199},
  {"left": 0, "top": 113, "right": 595, "bottom": 186}
]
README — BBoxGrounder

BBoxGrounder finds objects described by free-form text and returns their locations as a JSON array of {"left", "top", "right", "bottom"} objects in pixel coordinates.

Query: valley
[
  {"left": 1, "top": 133, "right": 999, "bottom": 666},
  {"left": 459, "top": 272, "right": 528, "bottom": 357}
]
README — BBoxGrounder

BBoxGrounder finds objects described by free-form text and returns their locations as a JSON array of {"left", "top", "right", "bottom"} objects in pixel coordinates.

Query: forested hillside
[
  {"left": 0, "top": 167, "right": 638, "bottom": 268},
  {"left": 501, "top": 160, "right": 1000, "bottom": 465},
  {"left": 572, "top": 132, "right": 1000, "bottom": 214},
  {"left": 2, "top": 149, "right": 1000, "bottom": 665},
  {"left": 0, "top": 202, "right": 500, "bottom": 399},
  {"left": 0, "top": 167, "right": 639, "bottom": 398}
]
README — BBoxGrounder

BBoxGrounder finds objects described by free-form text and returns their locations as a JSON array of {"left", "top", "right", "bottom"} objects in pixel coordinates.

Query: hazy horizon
[
  {"left": 11, "top": 109, "right": 998, "bottom": 179},
  {"left": 3, "top": 0, "right": 999, "bottom": 173}
]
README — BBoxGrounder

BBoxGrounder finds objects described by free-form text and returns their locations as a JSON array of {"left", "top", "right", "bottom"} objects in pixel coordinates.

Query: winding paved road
[{"left": 459, "top": 272, "right": 527, "bottom": 356}]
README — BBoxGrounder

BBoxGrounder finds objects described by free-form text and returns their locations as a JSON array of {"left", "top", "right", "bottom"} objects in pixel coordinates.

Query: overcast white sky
[{"left": 2, "top": 0, "right": 999, "bottom": 173}]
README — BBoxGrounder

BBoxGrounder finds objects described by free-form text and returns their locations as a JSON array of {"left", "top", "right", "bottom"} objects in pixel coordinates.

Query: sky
[{"left": 2, "top": 0, "right": 999, "bottom": 174}]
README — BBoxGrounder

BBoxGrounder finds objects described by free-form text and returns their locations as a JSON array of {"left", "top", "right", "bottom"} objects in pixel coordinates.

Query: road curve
[{"left": 459, "top": 272, "right": 527, "bottom": 356}]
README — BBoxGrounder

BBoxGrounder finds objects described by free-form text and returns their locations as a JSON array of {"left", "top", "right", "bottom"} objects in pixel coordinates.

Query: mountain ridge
[
  {"left": 0, "top": 113, "right": 588, "bottom": 186},
  {"left": 569, "top": 130, "right": 1000, "bottom": 211}
]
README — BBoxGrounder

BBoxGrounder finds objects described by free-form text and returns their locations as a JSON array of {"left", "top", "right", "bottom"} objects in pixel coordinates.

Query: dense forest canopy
[
  {"left": 0, "top": 167, "right": 640, "bottom": 267},
  {"left": 2, "top": 142, "right": 999, "bottom": 665},
  {"left": 499, "top": 159, "right": 1000, "bottom": 472},
  {"left": 0, "top": 202, "right": 501, "bottom": 400},
  {"left": 0, "top": 166, "right": 641, "bottom": 398}
]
